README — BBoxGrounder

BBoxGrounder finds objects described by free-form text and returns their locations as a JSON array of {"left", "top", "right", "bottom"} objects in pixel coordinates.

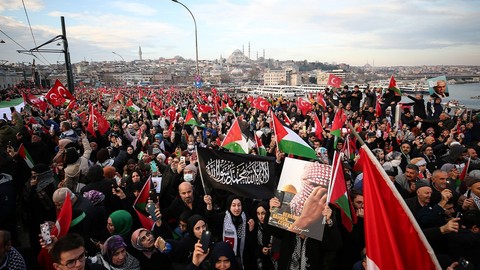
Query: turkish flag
[
  {"left": 360, "top": 147, "right": 441, "bottom": 270},
  {"left": 327, "top": 74, "right": 342, "bottom": 88},
  {"left": 23, "top": 93, "right": 48, "bottom": 112},
  {"left": 254, "top": 97, "right": 271, "bottom": 112},
  {"left": 197, "top": 104, "right": 213, "bottom": 113},
  {"left": 296, "top": 97, "right": 312, "bottom": 116},
  {"left": 51, "top": 192, "right": 72, "bottom": 238},
  {"left": 93, "top": 108, "right": 110, "bottom": 135},
  {"left": 165, "top": 106, "right": 176, "bottom": 121},
  {"left": 316, "top": 92, "right": 326, "bottom": 108},
  {"left": 45, "top": 87, "right": 66, "bottom": 106},
  {"left": 211, "top": 88, "right": 218, "bottom": 96},
  {"left": 46, "top": 80, "right": 75, "bottom": 106},
  {"left": 53, "top": 80, "right": 75, "bottom": 100},
  {"left": 313, "top": 112, "right": 323, "bottom": 140}
]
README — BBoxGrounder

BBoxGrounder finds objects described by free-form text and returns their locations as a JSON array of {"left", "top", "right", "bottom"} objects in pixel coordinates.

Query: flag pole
[{"left": 195, "top": 146, "right": 208, "bottom": 195}]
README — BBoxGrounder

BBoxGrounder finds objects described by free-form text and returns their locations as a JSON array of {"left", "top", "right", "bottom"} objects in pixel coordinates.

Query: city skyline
[{"left": 1, "top": 0, "right": 479, "bottom": 66}]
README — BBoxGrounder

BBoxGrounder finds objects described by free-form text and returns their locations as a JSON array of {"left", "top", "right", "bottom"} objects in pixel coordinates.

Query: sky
[{"left": 1, "top": 0, "right": 480, "bottom": 67}]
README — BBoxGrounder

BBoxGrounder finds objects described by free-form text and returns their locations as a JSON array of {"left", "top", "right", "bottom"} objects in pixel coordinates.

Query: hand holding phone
[{"left": 200, "top": 230, "right": 211, "bottom": 253}]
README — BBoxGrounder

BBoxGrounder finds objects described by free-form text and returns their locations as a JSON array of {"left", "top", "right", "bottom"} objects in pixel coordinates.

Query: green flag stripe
[
  {"left": 278, "top": 140, "right": 317, "bottom": 159},
  {"left": 335, "top": 194, "right": 352, "bottom": 220}
]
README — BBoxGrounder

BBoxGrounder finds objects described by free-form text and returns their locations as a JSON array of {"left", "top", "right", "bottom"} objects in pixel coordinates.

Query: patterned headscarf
[
  {"left": 102, "top": 235, "right": 127, "bottom": 264},
  {"left": 290, "top": 162, "right": 330, "bottom": 216}
]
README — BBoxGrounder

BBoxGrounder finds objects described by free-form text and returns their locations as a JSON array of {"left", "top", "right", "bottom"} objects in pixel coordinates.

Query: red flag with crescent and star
[
  {"left": 296, "top": 97, "right": 313, "bottom": 116},
  {"left": 254, "top": 97, "right": 271, "bottom": 112},
  {"left": 327, "top": 74, "right": 343, "bottom": 88}
]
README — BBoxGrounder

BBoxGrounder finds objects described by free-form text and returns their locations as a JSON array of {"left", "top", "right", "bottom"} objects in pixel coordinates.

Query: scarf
[
  {"left": 466, "top": 191, "right": 480, "bottom": 210},
  {"left": 93, "top": 253, "right": 140, "bottom": 270},
  {"left": 223, "top": 211, "right": 246, "bottom": 264},
  {"left": 290, "top": 235, "right": 308, "bottom": 270}
]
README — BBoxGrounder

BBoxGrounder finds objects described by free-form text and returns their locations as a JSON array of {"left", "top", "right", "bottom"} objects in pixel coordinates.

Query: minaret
[
  {"left": 256, "top": 51, "right": 259, "bottom": 60},
  {"left": 139, "top": 46, "right": 142, "bottom": 60},
  {"left": 263, "top": 49, "right": 265, "bottom": 59},
  {"left": 248, "top": 42, "right": 251, "bottom": 59},
  {"left": 242, "top": 45, "right": 244, "bottom": 55}
]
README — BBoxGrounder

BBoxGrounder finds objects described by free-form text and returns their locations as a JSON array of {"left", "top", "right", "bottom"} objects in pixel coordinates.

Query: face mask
[
  {"left": 187, "top": 144, "right": 195, "bottom": 151},
  {"left": 184, "top": 174, "right": 193, "bottom": 182},
  {"left": 391, "top": 160, "right": 401, "bottom": 167}
]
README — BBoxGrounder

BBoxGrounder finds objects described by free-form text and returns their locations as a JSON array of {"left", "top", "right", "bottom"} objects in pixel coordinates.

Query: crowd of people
[{"left": 0, "top": 84, "right": 479, "bottom": 270}]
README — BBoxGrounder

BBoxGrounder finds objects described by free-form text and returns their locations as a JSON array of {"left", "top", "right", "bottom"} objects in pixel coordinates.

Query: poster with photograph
[
  {"left": 427, "top": 75, "right": 449, "bottom": 98},
  {"left": 268, "top": 157, "right": 332, "bottom": 241}
]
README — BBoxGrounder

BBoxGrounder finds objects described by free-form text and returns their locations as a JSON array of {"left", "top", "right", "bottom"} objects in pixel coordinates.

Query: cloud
[{"left": 0, "top": 0, "right": 44, "bottom": 12}]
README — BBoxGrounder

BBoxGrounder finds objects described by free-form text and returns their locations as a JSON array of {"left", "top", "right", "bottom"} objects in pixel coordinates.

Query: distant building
[{"left": 227, "top": 49, "right": 249, "bottom": 65}]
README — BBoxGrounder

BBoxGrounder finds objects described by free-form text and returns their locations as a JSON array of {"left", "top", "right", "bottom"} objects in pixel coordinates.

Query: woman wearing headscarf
[
  {"left": 105, "top": 210, "right": 134, "bottom": 251},
  {"left": 251, "top": 201, "right": 276, "bottom": 270},
  {"left": 154, "top": 214, "right": 210, "bottom": 270},
  {"left": 90, "top": 235, "right": 140, "bottom": 270},
  {"left": 204, "top": 195, "right": 255, "bottom": 269},
  {"left": 188, "top": 241, "right": 241, "bottom": 270},
  {"left": 24, "top": 163, "right": 57, "bottom": 254},
  {"left": 130, "top": 227, "right": 171, "bottom": 270}
]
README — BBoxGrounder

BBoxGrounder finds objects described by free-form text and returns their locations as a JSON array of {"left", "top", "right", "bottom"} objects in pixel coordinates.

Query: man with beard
[
  {"left": 162, "top": 182, "right": 207, "bottom": 229},
  {"left": 395, "top": 164, "right": 421, "bottom": 199}
]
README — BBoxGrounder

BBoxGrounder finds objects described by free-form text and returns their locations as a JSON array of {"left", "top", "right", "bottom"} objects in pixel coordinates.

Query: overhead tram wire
[
  {"left": 0, "top": 29, "right": 47, "bottom": 66},
  {"left": 21, "top": 0, "right": 51, "bottom": 65}
]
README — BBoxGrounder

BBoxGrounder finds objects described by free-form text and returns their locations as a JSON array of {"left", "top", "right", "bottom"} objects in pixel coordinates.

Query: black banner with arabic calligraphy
[{"left": 197, "top": 147, "right": 277, "bottom": 200}]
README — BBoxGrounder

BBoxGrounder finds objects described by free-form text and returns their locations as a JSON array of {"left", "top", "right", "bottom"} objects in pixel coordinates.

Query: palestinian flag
[
  {"left": 126, "top": 98, "right": 140, "bottom": 113},
  {"left": 222, "top": 101, "right": 235, "bottom": 115},
  {"left": 331, "top": 108, "right": 347, "bottom": 138},
  {"left": 270, "top": 111, "right": 317, "bottom": 160},
  {"left": 389, "top": 75, "right": 402, "bottom": 96},
  {"left": 133, "top": 177, "right": 154, "bottom": 230},
  {"left": 185, "top": 109, "right": 201, "bottom": 126},
  {"left": 459, "top": 158, "right": 470, "bottom": 181},
  {"left": 328, "top": 153, "right": 356, "bottom": 232},
  {"left": 221, "top": 118, "right": 249, "bottom": 154},
  {"left": 255, "top": 132, "right": 267, "bottom": 156},
  {"left": 18, "top": 144, "right": 34, "bottom": 168}
]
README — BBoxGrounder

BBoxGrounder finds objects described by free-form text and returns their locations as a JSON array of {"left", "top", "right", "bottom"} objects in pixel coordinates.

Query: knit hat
[
  {"left": 465, "top": 176, "right": 480, "bottom": 188},
  {"left": 184, "top": 164, "right": 198, "bottom": 174},
  {"left": 415, "top": 180, "right": 431, "bottom": 192},
  {"left": 411, "top": 157, "right": 427, "bottom": 167},
  {"left": 440, "top": 163, "right": 457, "bottom": 172}
]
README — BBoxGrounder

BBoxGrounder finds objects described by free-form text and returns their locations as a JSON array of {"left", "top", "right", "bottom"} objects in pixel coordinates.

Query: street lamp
[
  {"left": 112, "top": 51, "right": 125, "bottom": 62},
  {"left": 171, "top": 0, "right": 200, "bottom": 80}
]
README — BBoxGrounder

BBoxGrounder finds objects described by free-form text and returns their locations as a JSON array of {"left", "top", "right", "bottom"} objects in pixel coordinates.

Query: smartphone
[
  {"left": 112, "top": 181, "right": 119, "bottom": 190},
  {"left": 200, "top": 230, "right": 211, "bottom": 253},
  {"left": 146, "top": 202, "right": 157, "bottom": 221},
  {"left": 180, "top": 156, "right": 186, "bottom": 163},
  {"left": 40, "top": 222, "right": 52, "bottom": 245}
]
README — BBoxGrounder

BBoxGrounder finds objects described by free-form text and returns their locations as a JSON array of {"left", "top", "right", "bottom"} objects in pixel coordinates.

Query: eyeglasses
[{"left": 61, "top": 251, "right": 86, "bottom": 269}]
